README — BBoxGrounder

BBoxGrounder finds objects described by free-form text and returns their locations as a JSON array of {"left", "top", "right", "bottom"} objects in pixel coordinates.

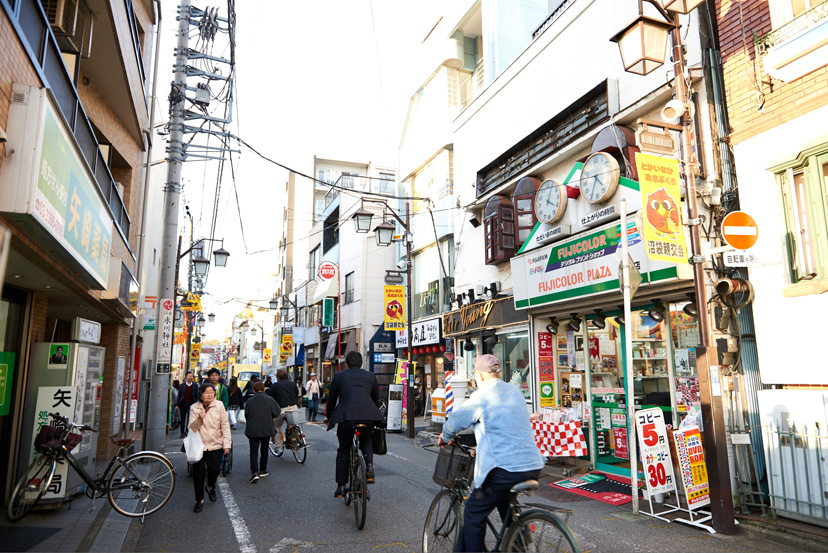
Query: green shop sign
[{"left": 0, "top": 352, "right": 16, "bottom": 416}]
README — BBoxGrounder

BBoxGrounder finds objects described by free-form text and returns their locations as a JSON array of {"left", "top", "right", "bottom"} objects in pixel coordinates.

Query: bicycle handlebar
[{"left": 49, "top": 412, "right": 97, "bottom": 433}]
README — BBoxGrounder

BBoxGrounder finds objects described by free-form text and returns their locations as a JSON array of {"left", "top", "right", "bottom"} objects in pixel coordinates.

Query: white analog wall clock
[
  {"left": 534, "top": 179, "right": 567, "bottom": 223},
  {"left": 580, "top": 152, "right": 621, "bottom": 204}
]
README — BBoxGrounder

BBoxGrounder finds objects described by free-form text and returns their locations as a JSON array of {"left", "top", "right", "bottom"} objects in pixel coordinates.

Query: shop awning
[
  {"left": 324, "top": 333, "right": 338, "bottom": 360},
  {"left": 312, "top": 277, "right": 339, "bottom": 304}
]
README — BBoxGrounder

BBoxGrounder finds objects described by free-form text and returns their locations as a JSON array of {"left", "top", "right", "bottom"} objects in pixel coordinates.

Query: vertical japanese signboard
[
  {"left": 384, "top": 286, "right": 406, "bottom": 331},
  {"left": 538, "top": 331, "right": 555, "bottom": 407},
  {"left": 673, "top": 426, "right": 710, "bottom": 509},
  {"left": 635, "top": 153, "right": 688, "bottom": 265},
  {"left": 32, "top": 386, "right": 77, "bottom": 500},
  {"left": 156, "top": 298, "right": 174, "bottom": 373},
  {"left": 0, "top": 352, "right": 15, "bottom": 416},
  {"left": 322, "top": 298, "right": 334, "bottom": 327},
  {"left": 634, "top": 407, "right": 677, "bottom": 497}
]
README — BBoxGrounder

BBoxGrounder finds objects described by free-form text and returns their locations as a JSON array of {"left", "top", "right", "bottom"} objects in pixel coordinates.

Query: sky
[{"left": 155, "top": 1, "right": 450, "bottom": 342}]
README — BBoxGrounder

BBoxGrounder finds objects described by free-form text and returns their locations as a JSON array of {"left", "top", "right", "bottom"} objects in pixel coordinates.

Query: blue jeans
[{"left": 307, "top": 395, "right": 319, "bottom": 421}]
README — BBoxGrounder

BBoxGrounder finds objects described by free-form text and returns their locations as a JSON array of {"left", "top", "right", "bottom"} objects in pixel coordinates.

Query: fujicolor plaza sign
[{"left": 511, "top": 219, "right": 691, "bottom": 309}]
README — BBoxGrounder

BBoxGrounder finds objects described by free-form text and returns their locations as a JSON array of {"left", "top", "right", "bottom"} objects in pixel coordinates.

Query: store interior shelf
[{"left": 632, "top": 357, "right": 667, "bottom": 360}]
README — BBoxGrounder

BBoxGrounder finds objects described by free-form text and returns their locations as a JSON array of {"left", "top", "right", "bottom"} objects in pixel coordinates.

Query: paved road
[{"left": 135, "top": 423, "right": 801, "bottom": 553}]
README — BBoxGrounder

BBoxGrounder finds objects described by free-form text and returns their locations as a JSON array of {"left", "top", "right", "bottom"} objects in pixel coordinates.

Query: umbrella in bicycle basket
[{"left": 34, "top": 425, "right": 82, "bottom": 454}]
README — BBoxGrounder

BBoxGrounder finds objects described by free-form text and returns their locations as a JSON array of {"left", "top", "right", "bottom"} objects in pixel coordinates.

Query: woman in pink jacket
[{"left": 189, "top": 383, "right": 232, "bottom": 512}]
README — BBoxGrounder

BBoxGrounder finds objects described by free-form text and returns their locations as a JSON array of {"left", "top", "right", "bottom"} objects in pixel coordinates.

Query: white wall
[{"left": 732, "top": 104, "right": 828, "bottom": 385}]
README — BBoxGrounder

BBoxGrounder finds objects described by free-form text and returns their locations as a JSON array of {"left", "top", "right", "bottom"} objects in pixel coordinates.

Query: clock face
[
  {"left": 580, "top": 152, "right": 620, "bottom": 204},
  {"left": 534, "top": 179, "right": 567, "bottom": 223}
]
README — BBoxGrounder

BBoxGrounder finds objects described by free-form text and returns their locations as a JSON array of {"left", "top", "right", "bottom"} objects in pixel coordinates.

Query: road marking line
[
  {"left": 373, "top": 543, "right": 411, "bottom": 550},
  {"left": 218, "top": 478, "right": 256, "bottom": 553},
  {"left": 386, "top": 451, "right": 408, "bottom": 462}
]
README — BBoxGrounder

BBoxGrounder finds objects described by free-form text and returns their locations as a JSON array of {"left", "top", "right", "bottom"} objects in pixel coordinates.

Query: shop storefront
[
  {"left": 510, "top": 165, "right": 698, "bottom": 479},
  {"left": 441, "top": 296, "right": 531, "bottom": 404}
]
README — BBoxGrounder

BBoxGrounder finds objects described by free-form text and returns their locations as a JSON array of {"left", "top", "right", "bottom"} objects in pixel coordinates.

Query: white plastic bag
[
  {"left": 184, "top": 430, "right": 204, "bottom": 463},
  {"left": 237, "top": 409, "right": 246, "bottom": 424}
]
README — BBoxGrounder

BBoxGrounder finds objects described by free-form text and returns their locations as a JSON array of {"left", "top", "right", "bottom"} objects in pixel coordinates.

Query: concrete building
[{"left": 0, "top": 0, "right": 161, "bottom": 504}]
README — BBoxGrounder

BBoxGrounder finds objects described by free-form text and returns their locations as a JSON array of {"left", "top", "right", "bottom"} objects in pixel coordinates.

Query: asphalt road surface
[{"left": 134, "top": 422, "right": 801, "bottom": 553}]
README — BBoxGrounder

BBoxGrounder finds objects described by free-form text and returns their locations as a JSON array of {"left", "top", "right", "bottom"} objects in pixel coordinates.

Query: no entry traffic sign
[{"left": 721, "top": 211, "right": 758, "bottom": 250}]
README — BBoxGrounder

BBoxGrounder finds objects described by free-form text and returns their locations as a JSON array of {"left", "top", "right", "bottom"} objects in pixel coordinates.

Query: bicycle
[
  {"left": 8, "top": 412, "right": 176, "bottom": 522},
  {"left": 423, "top": 442, "right": 580, "bottom": 553},
  {"left": 269, "top": 408, "right": 307, "bottom": 464},
  {"left": 342, "top": 423, "right": 370, "bottom": 530}
]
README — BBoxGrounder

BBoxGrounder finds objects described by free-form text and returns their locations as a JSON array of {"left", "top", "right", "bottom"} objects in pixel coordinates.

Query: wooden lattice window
[
  {"left": 512, "top": 176, "right": 541, "bottom": 249},
  {"left": 484, "top": 195, "right": 515, "bottom": 265}
]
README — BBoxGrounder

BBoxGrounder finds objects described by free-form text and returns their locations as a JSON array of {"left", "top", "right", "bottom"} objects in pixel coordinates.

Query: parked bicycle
[
  {"left": 8, "top": 412, "right": 176, "bottom": 522},
  {"left": 423, "top": 442, "right": 580, "bottom": 553},
  {"left": 269, "top": 409, "right": 307, "bottom": 464},
  {"left": 342, "top": 423, "right": 370, "bottom": 530}
]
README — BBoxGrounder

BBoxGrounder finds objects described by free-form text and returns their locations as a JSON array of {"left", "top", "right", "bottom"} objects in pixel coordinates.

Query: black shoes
[
  {"left": 366, "top": 464, "right": 375, "bottom": 484},
  {"left": 250, "top": 473, "right": 259, "bottom": 483},
  {"left": 334, "top": 485, "right": 345, "bottom": 498},
  {"left": 206, "top": 486, "right": 217, "bottom": 502},
  {"left": 258, "top": 471, "right": 268, "bottom": 477},
  {"left": 194, "top": 500, "right": 203, "bottom": 513}
]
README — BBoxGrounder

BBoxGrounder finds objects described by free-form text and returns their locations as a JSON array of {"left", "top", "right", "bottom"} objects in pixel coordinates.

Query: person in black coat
[
  {"left": 324, "top": 351, "right": 384, "bottom": 498},
  {"left": 244, "top": 382, "right": 280, "bottom": 483}
]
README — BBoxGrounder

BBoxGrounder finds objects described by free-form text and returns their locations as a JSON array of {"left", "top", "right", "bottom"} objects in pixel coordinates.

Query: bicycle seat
[
  {"left": 510, "top": 480, "right": 539, "bottom": 493},
  {"left": 111, "top": 437, "right": 135, "bottom": 447}
]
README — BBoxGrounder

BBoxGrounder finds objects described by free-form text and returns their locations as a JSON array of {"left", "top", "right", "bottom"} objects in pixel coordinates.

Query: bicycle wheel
[
  {"left": 269, "top": 437, "right": 284, "bottom": 457},
  {"left": 289, "top": 427, "right": 306, "bottom": 464},
  {"left": 501, "top": 511, "right": 580, "bottom": 553},
  {"left": 108, "top": 452, "right": 176, "bottom": 518},
  {"left": 353, "top": 452, "right": 368, "bottom": 530},
  {"left": 422, "top": 490, "right": 462, "bottom": 553},
  {"left": 7, "top": 455, "right": 56, "bottom": 522}
]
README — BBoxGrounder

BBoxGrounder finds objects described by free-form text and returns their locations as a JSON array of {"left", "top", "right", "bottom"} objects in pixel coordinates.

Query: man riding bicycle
[
  {"left": 439, "top": 354, "right": 545, "bottom": 552},
  {"left": 324, "top": 351, "right": 384, "bottom": 498},
  {"left": 268, "top": 369, "right": 301, "bottom": 455}
]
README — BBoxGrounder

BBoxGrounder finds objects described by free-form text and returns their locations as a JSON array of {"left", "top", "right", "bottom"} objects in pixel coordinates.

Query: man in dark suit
[{"left": 324, "top": 351, "right": 384, "bottom": 498}]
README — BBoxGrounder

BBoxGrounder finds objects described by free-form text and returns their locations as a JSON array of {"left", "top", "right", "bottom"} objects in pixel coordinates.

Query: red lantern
[
  {"left": 413, "top": 347, "right": 420, "bottom": 355},
  {"left": 430, "top": 346, "right": 438, "bottom": 353},
  {"left": 440, "top": 344, "right": 446, "bottom": 352},
  {"left": 402, "top": 348, "right": 408, "bottom": 356}
]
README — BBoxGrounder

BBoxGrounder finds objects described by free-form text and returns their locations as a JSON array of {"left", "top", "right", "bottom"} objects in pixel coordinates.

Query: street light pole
[{"left": 404, "top": 202, "right": 415, "bottom": 439}]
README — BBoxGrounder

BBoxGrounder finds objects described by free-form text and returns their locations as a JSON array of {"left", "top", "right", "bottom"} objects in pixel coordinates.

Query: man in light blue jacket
[{"left": 440, "top": 354, "right": 545, "bottom": 552}]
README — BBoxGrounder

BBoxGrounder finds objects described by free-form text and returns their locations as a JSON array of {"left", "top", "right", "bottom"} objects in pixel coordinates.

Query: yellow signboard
[
  {"left": 218, "top": 360, "right": 227, "bottom": 370},
  {"left": 383, "top": 285, "right": 406, "bottom": 331},
  {"left": 181, "top": 292, "right": 202, "bottom": 312},
  {"left": 673, "top": 426, "right": 711, "bottom": 509},
  {"left": 263, "top": 348, "right": 272, "bottom": 364},
  {"left": 279, "top": 336, "right": 293, "bottom": 362},
  {"left": 190, "top": 343, "right": 201, "bottom": 361},
  {"left": 635, "top": 153, "right": 688, "bottom": 265},
  {"left": 229, "top": 356, "right": 236, "bottom": 365}
]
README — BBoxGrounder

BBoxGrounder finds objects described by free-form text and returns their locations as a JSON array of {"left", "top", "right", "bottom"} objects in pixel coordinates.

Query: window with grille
[
  {"left": 345, "top": 272, "right": 355, "bottom": 304},
  {"left": 484, "top": 195, "right": 516, "bottom": 265}
]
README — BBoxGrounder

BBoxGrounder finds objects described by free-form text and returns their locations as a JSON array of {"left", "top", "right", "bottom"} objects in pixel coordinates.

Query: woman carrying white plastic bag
[
  {"left": 188, "top": 383, "right": 231, "bottom": 513},
  {"left": 183, "top": 429, "right": 203, "bottom": 463}
]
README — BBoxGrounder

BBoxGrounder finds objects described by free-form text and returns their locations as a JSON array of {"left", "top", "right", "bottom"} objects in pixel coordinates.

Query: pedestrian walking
[
  {"left": 189, "top": 383, "right": 232, "bottom": 513},
  {"left": 208, "top": 368, "right": 229, "bottom": 410},
  {"left": 264, "top": 376, "right": 273, "bottom": 390},
  {"left": 176, "top": 372, "right": 198, "bottom": 438},
  {"left": 268, "top": 369, "right": 301, "bottom": 455},
  {"left": 242, "top": 374, "right": 259, "bottom": 405},
  {"left": 227, "top": 377, "right": 243, "bottom": 430},
  {"left": 305, "top": 373, "right": 321, "bottom": 422},
  {"left": 244, "top": 381, "right": 280, "bottom": 483}
]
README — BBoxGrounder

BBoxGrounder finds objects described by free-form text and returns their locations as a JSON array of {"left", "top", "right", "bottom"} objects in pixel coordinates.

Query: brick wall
[
  {"left": 717, "top": 0, "right": 828, "bottom": 146},
  {"left": 97, "top": 322, "right": 132, "bottom": 459},
  {"left": 0, "top": 11, "right": 42, "bottom": 172}
]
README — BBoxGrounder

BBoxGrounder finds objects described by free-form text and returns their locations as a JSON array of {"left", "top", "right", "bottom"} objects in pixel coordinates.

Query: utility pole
[{"left": 144, "top": 0, "right": 191, "bottom": 454}]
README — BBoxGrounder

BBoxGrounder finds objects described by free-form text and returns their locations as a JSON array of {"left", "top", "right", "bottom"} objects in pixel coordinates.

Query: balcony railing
[
  {"left": 755, "top": 2, "right": 828, "bottom": 56},
  {"left": 4, "top": 0, "right": 133, "bottom": 253}
]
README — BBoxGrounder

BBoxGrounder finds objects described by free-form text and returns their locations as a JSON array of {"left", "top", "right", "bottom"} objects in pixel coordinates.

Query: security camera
[
  {"left": 661, "top": 99, "right": 695, "bottom": 122},
  {"left": 0, "top": 126, "right": 7, "bottom": 143}
]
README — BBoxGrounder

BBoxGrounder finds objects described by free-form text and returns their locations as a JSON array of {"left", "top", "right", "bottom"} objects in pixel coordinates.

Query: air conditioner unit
[{"left": 43, "top": 0, "right": 79, "bottom": 36}]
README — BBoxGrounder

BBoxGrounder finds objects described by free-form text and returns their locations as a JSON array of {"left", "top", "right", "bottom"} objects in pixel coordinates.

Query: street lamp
[
  {"left": 208, "top": 312, "right": 215, "bottom": 322},
  {"left": 611, "top": 0, "right": 733, "bottom": 533},
  {"left": 351, "top": 197, "right": 416, "bottom": 439}
]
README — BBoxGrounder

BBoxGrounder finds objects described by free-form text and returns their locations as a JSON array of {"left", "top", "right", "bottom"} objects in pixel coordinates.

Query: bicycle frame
[{"left": 54, "top": 441, "right": 149, "bottom": 495}]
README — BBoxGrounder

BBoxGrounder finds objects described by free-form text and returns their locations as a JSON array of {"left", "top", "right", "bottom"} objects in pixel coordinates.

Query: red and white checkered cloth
[{"left": 532, "top": 420, "right": 587, "bottom": 457}]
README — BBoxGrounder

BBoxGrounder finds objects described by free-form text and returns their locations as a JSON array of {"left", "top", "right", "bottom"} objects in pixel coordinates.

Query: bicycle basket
[
  {"left": 432, "top": 443, "right": 475, "bottom": 488},
  {"left": 286, "top": 409, "right": 307, "bottom": 425},
  {"left": 34, "top": 425, "right": 82, "bottom": 454}
]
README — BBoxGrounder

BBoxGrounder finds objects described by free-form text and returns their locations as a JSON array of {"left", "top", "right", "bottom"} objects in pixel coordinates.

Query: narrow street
[{"left": 133, "top": 424, "right": 802, "bottom": 553}]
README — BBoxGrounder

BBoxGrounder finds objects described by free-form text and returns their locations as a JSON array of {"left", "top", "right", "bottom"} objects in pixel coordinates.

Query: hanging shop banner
[
  {"left": 635, "top": 153, "right": 689, "bottom": 265},
  {"left": 511, "top": 218, "right": 691, "bottom": 310},
  {"left": 635, "top": 407, "right": 677, "bottom": 497},
  {"left": 411, "top": 317, "right": 440, "bottom": 347},
  {"left": 190, "top": 343, "right": 201, "bottom": 362},
  {"left": 180, "top": 292, "right": 202, "bottom": 312},
  {"left": 673, "top": 425, "right": 711, "bottom": 509},
  {"left": 322, "top": 297, "right": 335, "bottom": 327},
  {"left": 442, "top": 296, "right": 526, "bottom": 336},
  {"left": 32, "top": 386, "right": 77, "bottom": 500},
  {"left": 612, "top": 427, "right": 629, "bottom": 460},
  {"left": 279, "top": 335, "right": 293, "bottom": 363},
  {"left": 395, "top": 329, "right": 408, "bottom": 348},
  {"left": 384, "top": 286, "right": 406, "bottom": 331},
  {"left": 263, "top": 348, "right": 272, "bottom": 364}
]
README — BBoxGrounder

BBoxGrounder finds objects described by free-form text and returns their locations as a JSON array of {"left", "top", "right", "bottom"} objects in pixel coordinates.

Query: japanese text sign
[
  {"left": 634, "top": 408, "right": 677, "bottom": 496},
  {"left": 635, "top": 153, "right": 688, "bottom": 265},
  {"left": 673, "top": 425, "right": 710, "bottom": 509},
  {"left": 32, "top": 386, "right": 77, "bottom": 500},
  {"left": 156, "top": 298, "right": 174, "bottom": 373},
  {"left": 384, "top": 286, "right": 406, "bottom": 331},
  {"left": 411, "top": 317, "right": 440, "bottom": 346}
]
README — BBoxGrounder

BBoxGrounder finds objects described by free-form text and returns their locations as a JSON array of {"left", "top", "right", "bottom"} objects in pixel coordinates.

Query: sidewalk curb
[
  {"left": 736, "top": 517, "right": 828, "bottom": 552},
  {"left": 75, "top": 499, "right": 112, "bottom": 552}
]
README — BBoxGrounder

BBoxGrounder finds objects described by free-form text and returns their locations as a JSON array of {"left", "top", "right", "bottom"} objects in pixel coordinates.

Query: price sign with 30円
[{"left": 634, "top": 407, "right": 677, "bottom": 496}]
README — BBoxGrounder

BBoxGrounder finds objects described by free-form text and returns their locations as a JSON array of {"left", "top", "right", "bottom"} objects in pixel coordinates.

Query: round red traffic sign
[
  {"left": 318, "top": 261, "right": 338, "bottom": 281},
  {"left": 721, "top": 211, "right": 758, "bottom": 250}
]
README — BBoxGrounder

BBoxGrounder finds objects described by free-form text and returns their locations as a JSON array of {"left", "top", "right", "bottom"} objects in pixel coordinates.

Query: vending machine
[{"left": 19, "top": 341, "right": 104, "bottom": 500}]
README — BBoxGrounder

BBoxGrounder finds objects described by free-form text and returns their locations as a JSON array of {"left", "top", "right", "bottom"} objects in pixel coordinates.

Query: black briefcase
[{"left": 371, "top": 426, "right": 388, "bottom": 455}]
